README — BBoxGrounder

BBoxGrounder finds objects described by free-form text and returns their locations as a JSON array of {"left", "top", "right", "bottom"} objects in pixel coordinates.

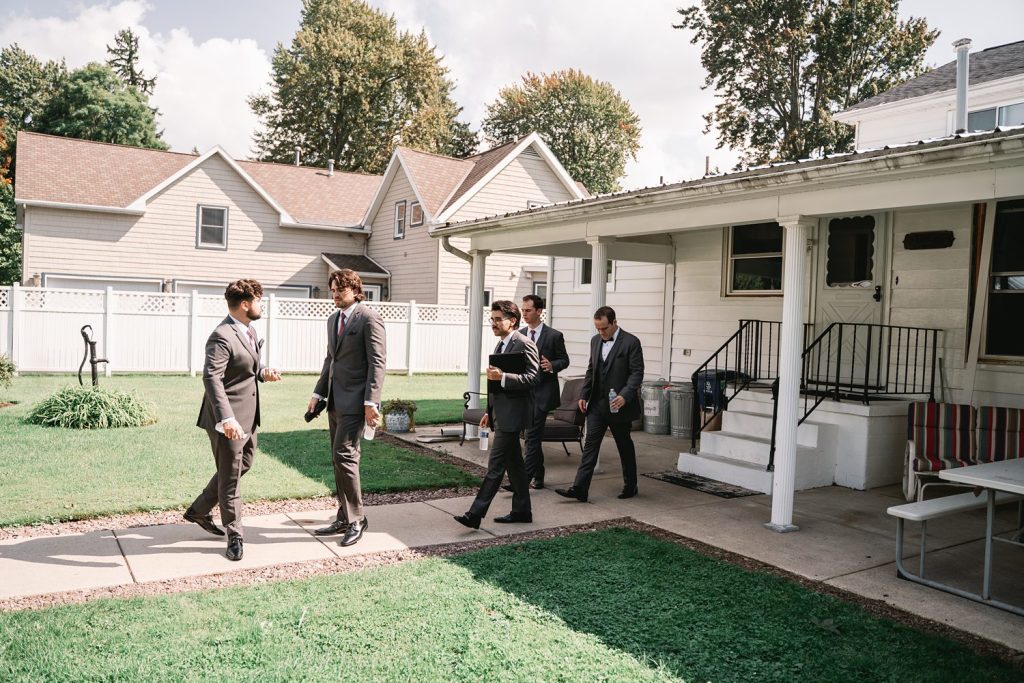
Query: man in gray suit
[
  {"left": 454, "top": 300, "right": 540, "bottom": 529},
  {"left": 186, "top": 279, "right": 282, "bottom": 561},
  {"left": 309, "top": 269, "right": 386, "bottom": 547}
]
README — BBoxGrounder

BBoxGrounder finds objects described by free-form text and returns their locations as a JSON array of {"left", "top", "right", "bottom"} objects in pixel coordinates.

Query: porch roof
[{"left": 432, "top": 127, "right": 1024, "bottom": 260}]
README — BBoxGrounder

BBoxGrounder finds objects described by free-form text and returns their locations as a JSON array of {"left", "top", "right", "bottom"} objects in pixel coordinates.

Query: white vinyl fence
[{"left": 0, "top": 285, "right": 490, "bottom": 375}]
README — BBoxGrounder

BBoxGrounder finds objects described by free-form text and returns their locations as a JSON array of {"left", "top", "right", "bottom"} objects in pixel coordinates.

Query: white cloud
[{"left": 0, "top": 1, "right": 270, "bottom": 159}]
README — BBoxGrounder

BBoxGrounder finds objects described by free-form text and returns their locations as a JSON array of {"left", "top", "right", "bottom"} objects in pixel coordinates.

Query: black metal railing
[{"left": 767, "top": 322, "right": 940, "bottom": 470}]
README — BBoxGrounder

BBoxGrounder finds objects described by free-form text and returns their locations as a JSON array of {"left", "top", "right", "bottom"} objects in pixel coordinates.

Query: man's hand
[
  {"left": 610, "top": 395, "right": 626, "bottom": 411},
  {"left": 486, "top": 365, "right": 503, "bottom": 381},
  {"left": 540, "top": 355, "right": 552, "bottom": 372},
  {"left": 364, "top": 404, "right": 381, "bottom": 429},
  {"left": 480, "top": 413, "right": 489, "bottom": 428},
  {"left": 263, "top": 368, "right": 282, "bottom": 382},
  {"left": 223, "top": 421, "right": 245, "bottom": 441},
  {"left": 578, "top": 399, "right": 588, "bottom": 414},
  {"left": 307, "top": 397, "right": 320, "bottom": 413}
]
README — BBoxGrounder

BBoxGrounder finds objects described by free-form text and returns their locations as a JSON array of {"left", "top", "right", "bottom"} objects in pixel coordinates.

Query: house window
[
  {"left": 196, "top": 205, "right": 228, "bottom": 249},
  {"left": 968, "top": 101, "right": 1024, "bottom": 132},
  {"left": 983, "top": 199, "right": 1024, "bottom": 357},
  {"left": 726, "top": 222, "right": 783, "bottom": 294},
  {"left": 533, "top": 282, "right": 547, "bottom": 300},
  {"left": 410, "top": 202, "right": 424, "bottom": 227},
  {"left": 362, "top": 284, "right": 382, "bottom": 301},
  {"left": 465, "top": 287, "right": 493, "bottom": 306},
  {"left": 579, "top": 258, "right": 613, "bottom": 286},
  {"left": 394, "top": 201, "right": 407, "bottom": 239},
  {"left": 825, "top": 216, "right": 875, "bottom": 286}
]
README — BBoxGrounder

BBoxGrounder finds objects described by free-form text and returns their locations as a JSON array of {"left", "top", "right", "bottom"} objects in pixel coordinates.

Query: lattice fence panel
[
  {"left": 114, "top": 292, "right": 191, "bottom": 315},
  {"left": 20, "top": 288, "right": 105, "bottom": 312},
  {"left": 368, "top": 303, "right": 410, "bottom": 323},
  {"left": 198, "top": 295, "right": 229, "bottom": 316},
  {"left": 276, "top": 298, "right": 336, "bottom": 319},
  {"left": 417, "top": 305, "right": 470, "bottom": 325},
  {"left": 0, "top": 287, "right": 8, "bottom": 309}
]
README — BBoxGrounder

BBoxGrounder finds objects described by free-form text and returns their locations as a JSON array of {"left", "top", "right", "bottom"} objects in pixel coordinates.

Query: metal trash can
[
  {"left": 641, "top": 381, "right": 673, "bottom": 435},
  {"left": 668, "top": 383, "right": 695, "bottom": 439}
]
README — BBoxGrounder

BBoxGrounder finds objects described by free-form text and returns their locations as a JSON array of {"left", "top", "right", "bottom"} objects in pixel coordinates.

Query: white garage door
[{"left": 44, "top": 275, "right": 164, "bottom": 292}]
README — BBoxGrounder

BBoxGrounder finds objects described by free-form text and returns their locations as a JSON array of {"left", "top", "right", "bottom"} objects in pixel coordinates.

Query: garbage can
[
  {"left": 641, "top": 381, "right": 673, "bottom": 435},
  {"left": 668, "top": 383, "right": 695, "bottom": 439},
  {"left": 694, "top": 370, "right": 750, "bottom": 412}
]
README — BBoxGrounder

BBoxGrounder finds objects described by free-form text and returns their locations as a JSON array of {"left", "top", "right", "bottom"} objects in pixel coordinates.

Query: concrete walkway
[{"left": 2, "top": 426, "right": 1022, "bottom": 653}]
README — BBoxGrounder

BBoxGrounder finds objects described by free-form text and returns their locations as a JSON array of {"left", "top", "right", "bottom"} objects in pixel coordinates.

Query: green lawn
[
  {"left": 0, "top": 528, "right": 1016, "bottom": 682},
  {"left": 0, "top": 374, "right": 480, "bottom": 527}
]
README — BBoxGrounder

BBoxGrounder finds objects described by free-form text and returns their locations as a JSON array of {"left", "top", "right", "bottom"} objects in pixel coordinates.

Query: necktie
[
  {"left": 246, "top": 327, "right": 257, "bottom": 352},
  {"left": 530, "top": 329, "right": 536, "bottom": 342},
  {"left": 337, "top": 312, "right": 347, "bottom": 338},
  {"left": 495, "top": 340, "right": 504, "bottom": 354}
]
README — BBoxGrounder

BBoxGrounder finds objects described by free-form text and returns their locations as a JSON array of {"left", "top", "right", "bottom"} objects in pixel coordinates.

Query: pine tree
[{"left": 106, "top": 28, "right": 156, "bottom": 95}]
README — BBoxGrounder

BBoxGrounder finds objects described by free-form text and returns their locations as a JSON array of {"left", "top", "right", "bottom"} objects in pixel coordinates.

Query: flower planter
[{"left": 385, "top": 411, "right": 411, "bottom": 433}]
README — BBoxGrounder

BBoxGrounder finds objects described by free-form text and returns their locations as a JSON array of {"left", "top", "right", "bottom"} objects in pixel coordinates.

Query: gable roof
[
  {"left": 843, "top": 40, "right": 1024, "bottom": 113},
  {"left": 394, "top": 147, "right": 473, "bottom": 216},
  {"left": 321, "top": 253, "right": 390, "bottom": 277},
  {"left": 13, "top": 132, "right": 382, "bottom": 229}
]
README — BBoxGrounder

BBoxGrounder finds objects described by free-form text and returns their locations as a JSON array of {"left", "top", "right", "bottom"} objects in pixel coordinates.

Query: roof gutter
[
  {"left": 280, "top": 220, "right": 369, "bottom": 235},
  {"left": 440, "top": 235, "right": 472, "bottom": 263},
  {"left": 15, "top": 199, "right": 145, "bottom": 216}
]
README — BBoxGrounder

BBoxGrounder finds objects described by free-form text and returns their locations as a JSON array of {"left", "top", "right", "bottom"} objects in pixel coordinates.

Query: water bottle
[
  {"left": 479, "top": 428, "right": 489, "bottom": 450},
  {"left": 609, "top": 388, "right": 619, "bottom": 414}
]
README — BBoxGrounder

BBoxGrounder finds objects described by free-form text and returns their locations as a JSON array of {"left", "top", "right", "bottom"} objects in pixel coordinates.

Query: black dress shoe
[
  {"left": 453, "top": 513, "right": 480, "bottom": 530},
  {"left": 225, "top": 536, "right": 243, "bottom": 561},
  {"left": 555, "top": 487, "right": 588, "bottom": 502},
  {"left": 530, "top": 479, "right": 545, "bottom": 490},
  {"left": 339, "top": 518, "right": 367, "bottom": 547},
  {"left": 183, "top": 508, "right": 225, "bottom": 536},
  {"left": 493, "top": 513, "right": 532, "bottom": 523},
  {"left": 314, "top": 519, "right": 349, "bottom": 536},
  {"left": 617, "top": 486, "right": 639, "bottom": 499}
]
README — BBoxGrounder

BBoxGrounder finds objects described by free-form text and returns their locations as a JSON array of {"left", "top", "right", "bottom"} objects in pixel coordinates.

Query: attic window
[
  {"left": 196, "top": 205, "right": 228, "bottom": 249},
  {"left": 394, "top": 201, "right": 406, "bottom": 239},
  {"left": 521, "top": 145, "right": 541, "bottom": 157},
  {"left": 410, "top": 202, "right": 424, "bottom": 227},
  {"left": 968, "top": 101, "right": 1024, "bottom": 132}
]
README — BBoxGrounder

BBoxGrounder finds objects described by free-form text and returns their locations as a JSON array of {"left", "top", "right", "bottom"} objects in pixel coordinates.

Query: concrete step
[
  {"left": 725, "top": 393, "right": 775, "bottom": 415},
  {"left": 699, "top": 430, "right": 774, "bottom": 466},
  {"left": 721, "top": 410, "right": 821, "bottom": 448},
  {"left": 678, "top": 438, "right": 836, "bottom": 492},
  {"left": 676, "top": 451, "right": 774, "bottom": 494}
]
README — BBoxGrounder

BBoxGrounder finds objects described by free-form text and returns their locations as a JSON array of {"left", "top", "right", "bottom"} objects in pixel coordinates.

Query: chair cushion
[
  {"left": 977, "top": 406, "right": 1024, "bottom": 463},
  {"left": 462, "top": 408, "right": 486, "bottom": 424},
  {"left": 908, "top": 402, "right": 976, "bottom": 472},
  {"left": 553, "top": 407, "right": 584, "bottom": 426},
  {"left": 542, "top": 419, "right": 580, "bottom": 441}
]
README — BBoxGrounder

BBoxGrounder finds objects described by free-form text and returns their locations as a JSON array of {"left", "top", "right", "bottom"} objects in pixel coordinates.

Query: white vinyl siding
[{"left": 21, "top": 155, "right": 362, "bottom": 295}]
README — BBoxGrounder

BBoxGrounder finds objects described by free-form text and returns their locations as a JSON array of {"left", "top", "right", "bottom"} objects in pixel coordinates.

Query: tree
[
  {"left": 106, "top": 28, "right": 157, "bottom": 95},
  {"left": 481, "top": 69, "right": 641, "bottom": 194},
  {"left": 676, "top": 0, "right": 937, "bottom": 165},
  {"left": 0, "top": 45, "right": 67, "bottom": 134},
  {"left": 249, "top": 0, "right": 476, "bottom": 173},
  {"left": 37, "top": 62, "right": 167, "bottom": 149}
]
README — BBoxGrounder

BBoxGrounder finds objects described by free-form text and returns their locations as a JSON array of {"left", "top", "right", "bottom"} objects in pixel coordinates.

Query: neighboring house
[
  {"left": 14, "top": 132, "right": 385, "bottom": 297},
  {"left": 431, "top": 42, "right": 1024, "bottom": 530},
  {"left": 835, "top": 39, "right": 1024, "bottom": 148},
  {"left": 363, "top": 133, "right": 587, "bottom": 305}
]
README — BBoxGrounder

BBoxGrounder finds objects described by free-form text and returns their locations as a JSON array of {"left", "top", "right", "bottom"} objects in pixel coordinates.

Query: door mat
[{"left": 642, "top": 471, "right": 762, "bottom": 498}]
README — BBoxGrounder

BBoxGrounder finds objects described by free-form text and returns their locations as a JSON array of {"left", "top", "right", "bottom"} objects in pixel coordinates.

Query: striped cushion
[
  {"left": 908, "top": 402, "right": 977, "bottom": 472},
  {"left": 977, "top": 407, "right": 1024, "bottom": 463}
]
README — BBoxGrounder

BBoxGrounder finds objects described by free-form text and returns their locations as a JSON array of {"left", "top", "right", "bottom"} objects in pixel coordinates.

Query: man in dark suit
[
  {"left": 557, "top": 306, "right": 645, "bottom": 502},
  {"left": 309, "top": 269, "right": 386, "bottom": 547},
  {"left": 186, "top": 279, "right": 282, "bottom": 561},
  {"left": 455, "top": 300, "right": 540, "bottom": 529},
  {"left": 511, "top": 294, "right": 569, "bottom": 489}
]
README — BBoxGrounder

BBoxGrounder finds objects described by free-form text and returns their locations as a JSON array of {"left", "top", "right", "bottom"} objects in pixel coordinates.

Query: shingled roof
[
  {"left": 844, "top": 40, "right": 1024, "bottom": 113},
  {"left": 14, "top": 132, "right": 382, "bottom": 227}
]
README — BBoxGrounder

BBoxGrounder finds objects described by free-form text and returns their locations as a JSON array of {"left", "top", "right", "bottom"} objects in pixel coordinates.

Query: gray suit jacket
[
  {"left": 314, "top": 303, "right": 386, "bottom": 415},
  {"left": 197, "top": 316, "right": 263, "bottom": 432},
  {"left": 488, "top": 332, "right": 540, "bottom": 432}
]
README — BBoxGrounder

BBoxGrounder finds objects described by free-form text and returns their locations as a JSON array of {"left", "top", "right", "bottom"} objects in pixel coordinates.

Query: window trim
[
  {"left": 979, "top": 197, "right": 1024, "bottom": 361},
  {"left": 574, "top": 257, "right": 616, "bottom": 292},
  {"left": 465, "top": 286, "right": 493, "bottom": 307},
  {"left": 393, "top": 200, "right": 407, "bottom": 239},
  {"left": 723, "top": 223, "right": 784, "bottom": 297},
  {"left": 409, "top": 201, "right": 424, "bottom": 227},
  {"left": 961, "top": 99, "right": 1024, "bottom": 133},
  {"left": 362, "top": 284, "right": 382, "bottom": 301},
  {"left": 196, "top": 204, "right": 229, "bottom": 250}
]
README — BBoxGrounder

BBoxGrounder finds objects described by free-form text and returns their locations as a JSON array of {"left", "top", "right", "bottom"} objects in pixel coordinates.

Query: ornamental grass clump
[{"left": 28, "top": 385, "right": 157, "bottom": 429}]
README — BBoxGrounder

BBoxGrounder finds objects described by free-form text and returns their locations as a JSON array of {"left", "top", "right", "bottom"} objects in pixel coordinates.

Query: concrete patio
[{"left": 1, "top": 426, "right": 1021, "bottom": 654}]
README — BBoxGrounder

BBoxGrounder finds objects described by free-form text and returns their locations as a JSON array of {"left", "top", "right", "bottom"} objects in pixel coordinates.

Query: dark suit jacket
[
  {"left": 581, "top": 328, "right": 645, "bottom": 422},
  {"left": 518, "top": 324, "right": 570, "bottom": 412},
  {"left": 197, "top": 316, "right": 264, "bottom": 432},
  {"left": 314, "top": 303, "right": 386, "bottom": 415},
  {"left": 488, "top": 332, "right": 540, "bottom": 432}
]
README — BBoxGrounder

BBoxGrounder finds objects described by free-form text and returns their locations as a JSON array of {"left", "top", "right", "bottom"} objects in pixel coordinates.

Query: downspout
[
  {"left": 441, "top": 235, "right": 472, "bottom": 264},
  {"left": 545, "top": 256, "right": 555, "bottom": 328}
]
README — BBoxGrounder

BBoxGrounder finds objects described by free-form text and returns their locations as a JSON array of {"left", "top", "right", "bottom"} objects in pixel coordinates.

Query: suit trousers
[
  {"left": 192, "top": 429, "right": 256, "bottom": 539},
  {"left": 468, "top": 429, "right": 531, "bottom": 520},
  {"left": 572, "top": 407, "right": 637, "bottom": 496},
  {"left": 521, "top": 403, "right": 549, "bottom": 482},
  {"left": 328, "top": 410, "right": 365, "bottom": 523}
]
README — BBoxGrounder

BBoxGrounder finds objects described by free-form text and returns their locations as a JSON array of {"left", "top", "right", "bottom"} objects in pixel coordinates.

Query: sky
[{"left": 1, "top": 0, "right": 1021, "bottom": 189}]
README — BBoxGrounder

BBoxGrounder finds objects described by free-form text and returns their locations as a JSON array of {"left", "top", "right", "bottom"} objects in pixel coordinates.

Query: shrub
[
  {"left": 381, "top": 398, "right": 417, "bottom": 432},
  {"left": 0, "top": 354, "right": 14, "bottom": 389},
  {"left": 27, "top": 386, "right": 157, "bottom": 429}
]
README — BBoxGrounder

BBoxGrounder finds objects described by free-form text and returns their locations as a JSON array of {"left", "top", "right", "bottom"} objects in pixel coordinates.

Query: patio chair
[
  {"left": 903, "top": 401, "right": 976, "bottom": 501},
  {"left": 538, "top": 377, "right": 586, "bottom": 455},
  {"left": 459, "top": 391, "right": 487, "bottom": 446}
]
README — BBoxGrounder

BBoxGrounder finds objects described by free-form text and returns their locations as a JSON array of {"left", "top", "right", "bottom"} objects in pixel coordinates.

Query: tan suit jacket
[{"left": 197, "top": 316, "right": 263, "bottom": 432}]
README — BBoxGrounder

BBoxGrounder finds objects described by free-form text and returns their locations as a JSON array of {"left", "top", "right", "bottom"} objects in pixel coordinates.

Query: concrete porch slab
[
  {"left": 115, "top": 513, "right": 335, "bottom": 583},
  {"left": 0, "top": 530, "right": 133, "bottom": 599}
]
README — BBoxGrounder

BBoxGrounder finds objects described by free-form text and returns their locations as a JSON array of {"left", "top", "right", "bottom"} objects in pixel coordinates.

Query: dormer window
[
  {"left": 410, "top": 201, "right": 424, "bottom": 227},
  {"left": 196, "top": 205, "right": 228, "bottom": 249}
]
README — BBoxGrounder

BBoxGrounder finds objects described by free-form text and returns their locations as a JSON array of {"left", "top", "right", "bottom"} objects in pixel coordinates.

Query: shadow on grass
[
  {"left": 257, "top": 430, "right": 479, "bottom": 494},
  {"left": 448, "top": 528, "right": 1020, "bottom": 682}
]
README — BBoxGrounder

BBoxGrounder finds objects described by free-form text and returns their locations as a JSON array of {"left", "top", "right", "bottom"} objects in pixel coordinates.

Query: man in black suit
[
  {"left": 455, "top": 300, "right": 540, "bottom": 529},
  {"left": 557, "top": 306, "right": 644, "bottom": 502},
  {"left": 511, "top": 294, "right": 569, "bottom": 489}
]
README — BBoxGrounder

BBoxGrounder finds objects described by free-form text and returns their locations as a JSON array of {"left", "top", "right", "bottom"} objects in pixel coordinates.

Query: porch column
[
  {"left": 587, "top": 237, "right": 611, "bottom": 312},
  {"left": 466, "top": 249, "right": 491, "bottom": 429},
  {"left": 766, "top": 216, "right": 815, "bottom": 533}
]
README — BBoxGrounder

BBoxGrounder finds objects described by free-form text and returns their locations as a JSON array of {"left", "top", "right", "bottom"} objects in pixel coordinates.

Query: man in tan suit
[
  {"left": 185, "top": 279, "right": 281, "bottom": 561},
  {"left": 309, "top": 269, "right": 386, "bottom": 547}
]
